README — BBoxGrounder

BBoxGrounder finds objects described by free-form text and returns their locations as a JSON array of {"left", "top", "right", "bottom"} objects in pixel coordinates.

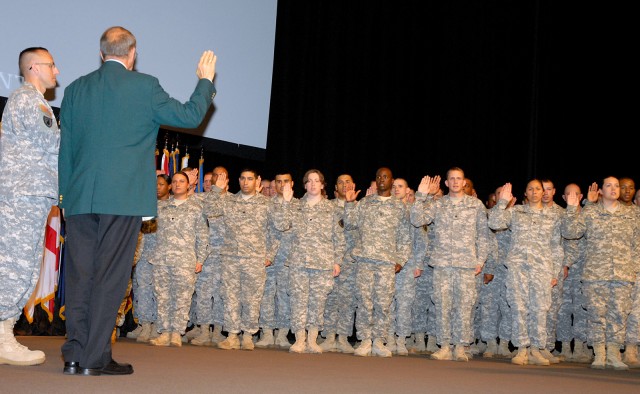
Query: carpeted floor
[{"left": 2, "top": 336, "right": 639, "bottom": 394}]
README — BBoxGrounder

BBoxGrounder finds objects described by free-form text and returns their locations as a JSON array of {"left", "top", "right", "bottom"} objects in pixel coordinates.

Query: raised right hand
[{"left": 196, "top": 50, "right": 217, "bottom": 82}]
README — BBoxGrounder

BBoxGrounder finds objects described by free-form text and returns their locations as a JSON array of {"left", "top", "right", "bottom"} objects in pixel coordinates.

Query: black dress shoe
[
  {"left": 99, "top": 359, "right": 133, "bottom": 375},
  {"left": 77, "top": 359, "right": 133, "bottom": 376},
  {"left": 77, "top": 366, "right": 102, "bottom": 376},
  {"left": 63, "top": 361, "right": 80, "bottom": 375}
]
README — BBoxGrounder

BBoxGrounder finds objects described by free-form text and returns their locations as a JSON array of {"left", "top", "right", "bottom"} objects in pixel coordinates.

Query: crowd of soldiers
[{"left": 122, "top": 165, "right": 640, "bottom": 371}]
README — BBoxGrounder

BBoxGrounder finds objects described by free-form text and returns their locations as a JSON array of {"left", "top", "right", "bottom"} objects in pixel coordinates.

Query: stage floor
[{"left": 1, "top": 336, "right": 639, "bottom": 393}]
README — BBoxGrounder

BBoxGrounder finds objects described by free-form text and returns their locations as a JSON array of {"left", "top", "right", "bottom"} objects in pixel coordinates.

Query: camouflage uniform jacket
[
  {"left": 204, "top": 186, "right": 272, "bottom": 259},
  {"left": 488, "top": 199, "right": 563, "bottom": 275},
  {"left": 411, "top": 192, "right": 490, "bottom": 269},
  {"left": 151, "top": 196, "right": 210, "bottom": 267},
  {"left": 344, "top": 195, "right": 412, "bottom": 266},
  {"left": 331, "top": 198, "right": 360, "bottom": 266},
  {"left": 563, "top": 203, "right": 640, "bottom": 282},
  {"left": 0, "top": 82, "right": 59, "bottom": 199},
  {"left": 267, "top": 195, "right": 296, "bottom": 266},
  {"left": 195, "top": 192, "right": 225, "bottom": 254},
  {"left": 277, "top": 194, "right": 346, "bottom": 270}
]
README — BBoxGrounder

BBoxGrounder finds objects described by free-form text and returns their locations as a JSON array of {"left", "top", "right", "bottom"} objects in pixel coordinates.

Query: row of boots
[
  {"left": 318, "top": 332, "right": 355, "bottom": 353},
  {"left": 255, "top": 328, "right": 293, "bottom": 349},
  {"left": 591, "top": 343, "right": 640, "bottom": 370},
  {"left": 508, "top": 342, "right": 640, "bottom": 370}
]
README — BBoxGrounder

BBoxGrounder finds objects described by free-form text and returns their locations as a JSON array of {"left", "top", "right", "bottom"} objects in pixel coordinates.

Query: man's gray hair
[{"left": 100, "top": 26, "right": 136, "bottom": 57}]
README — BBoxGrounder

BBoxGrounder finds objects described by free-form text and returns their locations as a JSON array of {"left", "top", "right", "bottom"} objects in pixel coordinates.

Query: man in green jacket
[{"left": 59, "top": 26, "right": 217, "bottom": 376}]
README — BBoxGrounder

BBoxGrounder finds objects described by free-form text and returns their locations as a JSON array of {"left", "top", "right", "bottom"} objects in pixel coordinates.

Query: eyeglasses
[{"left": 29, "top": 62, "right": 56, "bottom": 70}]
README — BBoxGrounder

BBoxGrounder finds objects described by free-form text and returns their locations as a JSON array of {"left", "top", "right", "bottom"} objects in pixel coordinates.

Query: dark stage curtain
[{"left": 264, "top": 1, "right": 632, "bottom": 201}]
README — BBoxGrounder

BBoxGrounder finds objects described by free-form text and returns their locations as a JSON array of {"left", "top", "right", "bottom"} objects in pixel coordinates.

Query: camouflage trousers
[
  {"left": 221, "top": 256, "right": 266, "bottom": 334},
  {"left": 289, "top": 266, "right": 333, "bottom": 332},
  {"left": 355, "top": 261, "right": 395, "bottom": 341},
  {"left": 116, "top": 278, "right": 133, "bottom": 327},
  {"left": 323, "top": 262, "right": 356, "bottom": 337},
  {"left": 583, "top": 280, "right": 633, "bottom": 345},
  {"left": 188, "top": 256, "right": 225, "bottom": 327},
  {"left": 0, "top": 196, "right": 52, "bottom": 320},
  {"left": 626, "top": 276, "right": 640, "bottom": 344},
  {"left": 259, "top": 263, "right": 290, "bottom": 330},
  {"left": 556, "top": 275, "right": 588, "bottom": 343},
  {"left": 479, "top": 265, "right": 511, "bottom": 342},
  {"left": 133, "top": 258, "right": 156, "bottom": 323},
  {"left": 471, "top": 273, "right": 483, "bottom": 340},
  {"left": 190, "top": 254, "right": 224, "bottom": 326},
  {"left": 545, "top": 269, "right": 565, "bottom": 348},
  {"left": 152, "top": 265, "right": 197, "bottom": 334},
  {"left": 507, "top": 265, "right": 552, "bottom": 348},
  {"left": 390, "top": 264, "right": 418, "bottom": 337},
  {"left": 193, "top": 261, "right": 215, "bottom": 325},
  {"left": 412, "top": 265, "right": 435, "bottom": 335},
  {"left": 432, "top": 267, "right": 477, "bottom": 346}
]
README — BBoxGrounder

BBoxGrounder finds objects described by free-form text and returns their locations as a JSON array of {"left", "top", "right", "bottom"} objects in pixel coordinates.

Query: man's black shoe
[
  {"left": 100, "top": 359, "right": 133, "bottom": 375},
  {"left": 77, "top": 359, "right": 133, "bottom": 376},
  {"left": 63, "top": 361, "right": 80, "bottom": 375}
]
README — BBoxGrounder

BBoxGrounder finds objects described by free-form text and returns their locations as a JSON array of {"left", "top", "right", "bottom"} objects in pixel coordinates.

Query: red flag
[
  {"left": 24, "top": 207, "right": 61, "bottom": 323},
  {"left": 161, "top": 147, "right": 170, "bottom": 175}
]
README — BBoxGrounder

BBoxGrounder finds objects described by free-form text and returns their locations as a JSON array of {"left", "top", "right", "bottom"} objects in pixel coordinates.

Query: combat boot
[
  {"left": 0, "top": 318, "right": 46, "bottom": 366},
  {"left": 290, "top": 330, "right": 306, "bottom": 353},
  {"left": 306, "top": 327, "right": 323, "bottom": 354},
  {"left": 255, "top": 329, "right": 274, "bottom": 348}
]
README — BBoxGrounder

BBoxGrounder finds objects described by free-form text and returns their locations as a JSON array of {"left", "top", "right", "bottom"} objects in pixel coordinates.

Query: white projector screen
[{"left": 0, "top": 0, "right": 277, "bottom": 149}]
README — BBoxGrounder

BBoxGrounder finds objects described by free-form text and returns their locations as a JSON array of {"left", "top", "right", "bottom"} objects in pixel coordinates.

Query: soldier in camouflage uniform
[
  {"left": 480, "top": 185, "right": 515, "bottom": 359},
  {"left": 387, "top": 178, "right": 427, "bottom": 356},
  {"left": 345, "top": 167, "right": 412, "bottom": 358},
  {"left": 255, "top": 172, "right": 295, "bottom": 349},
  {"left": 620, "top": 179, "right": 640, "bottom": 368},
  {"left": 129, "top": 174, "right": 171, "bottom": 343},
  {"left": 489, "top": 180, "right": 566, "bottom": 366},
  {"left": 410, "top": 192, "right": 442, "bottom": 355},
  {"left": 0, "top": 47, "right": 59, "bottom": 366},
  {"left": 190, "top": 166, "right": 229, "bottom": 346},
  {"left": 321, "top": 174, "right": 360, "bottom": 353},
  {"left": 537, "top": 179, "right": 566, "bottom": 363},
  {"left": 204, "top": 169, "right": 272, "bottom": 351},
  {"left": 625, "top": 188, "right": 640, "bottom": 367},
  {"left": 554, "top": 184, "right": 592, "bottom": 362},
  {"left": 411, "top": 169, "right": 491, "bottom": 362},
  {"left": 148, "top": 172, "right": 210, "bottom": 347},
  {"left": 564, "top": 178, "right": 640, "bottom": 370},
  {"left": 277, "top": 170, "right": 345, "bottom": 353}
]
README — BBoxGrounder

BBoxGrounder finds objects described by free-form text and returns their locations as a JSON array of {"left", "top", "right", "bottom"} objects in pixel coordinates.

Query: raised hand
[
  {"left": 186, "top": 168, "right": 199, "bottom": 186},
  {"left": 256, "top": 175, "right": 263, "bottom": 194},
  {"left": 587, "top": 182, "right": 599, "bottom": 203},
  {"left": 429, "top": 175, "right": 441, "bottom": 195},
  {"left": 214, "top": 171, "right": 228, "bottom": 190},
  {"left": 196, "top": 50, "right": 217, "bottom": 82},
  {"left": 417, "top": 176, "right": 431, "bottom": 194},
  {"left": 565, "top": 189, "right": 580, "bottom": 207},
  {"left": 498, "top": 183, "right": 513, "bottom": 202},
  {"left": 345, "top": 182, "right": 360, "bottom": 202},
  {"left": 282, "top": 182, "right": 294, "bottom": 202}
]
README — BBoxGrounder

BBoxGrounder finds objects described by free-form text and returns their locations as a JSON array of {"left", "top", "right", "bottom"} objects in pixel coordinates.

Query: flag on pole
[
  {"left": 197, "top": 149, "right": 204, "bottom": 193},
  {"left": 173, "top": 142, "right": 180, "bottom": 174},
  {"left": 161, "top": 146, "right": 170, "bottom": 175},
  {"left": 181, "top": 146, "right": 190, "bottom": 170},
  {"left": 168, "top": 145, "right": 175, "bottom": 177},
  {"left": 57, "top": 220, "right": 66, "bottom": 320},
  {"left": 155, "top": 143, "right": 159, "bottom": 171},
  {"left": 24, "top": 207, "right": 61, "bottom": 323}
]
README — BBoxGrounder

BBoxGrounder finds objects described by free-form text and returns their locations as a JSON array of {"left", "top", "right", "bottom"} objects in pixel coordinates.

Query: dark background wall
[
  {"left": 2, "top": 1, "right": 632, "bottom": 203},
  {"left": 262, "top": 1, "right": 632, "bottom": 202}
]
